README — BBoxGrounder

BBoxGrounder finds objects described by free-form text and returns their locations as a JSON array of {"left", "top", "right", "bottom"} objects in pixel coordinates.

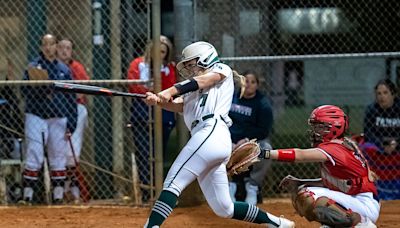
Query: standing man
[
  {"left": 57, "top": 38, "right": 90, "bottom": 203},
  {"left": 21, "top": 34, "right": 77, "bottom": 204}
]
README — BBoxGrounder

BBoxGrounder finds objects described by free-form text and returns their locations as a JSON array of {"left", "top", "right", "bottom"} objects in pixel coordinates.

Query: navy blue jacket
[
  {"left": 364, "top": 97, "right": 400, "bottom": 149},
  {"left": 22, "top": 53, "right": 77, "bottom": 133},
  {"left": 229, "top": 90, "right": 273, "bottom": 143}
]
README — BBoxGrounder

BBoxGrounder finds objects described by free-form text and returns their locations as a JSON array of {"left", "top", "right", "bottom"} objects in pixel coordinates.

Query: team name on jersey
[
  {"left": 375, "top": 117, "right": 400, "bottom": 127},
  {"left": 230, "top": 104, "right": 252, "bottom": 116}
]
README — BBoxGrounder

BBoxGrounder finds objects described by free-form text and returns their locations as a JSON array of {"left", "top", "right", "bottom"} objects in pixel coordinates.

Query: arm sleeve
[
  {"left": 64, "top": 69, "right": 78, "bottom": 133},
  {"left": 127, "top": 58, "right": 149, "bottom": 94},
  {"left": 21, "top": 66, "right": 46, "bottom": 100},
  {"left": 73, "top": 62, "right": 90, "bottom": 80},
  {"left": 161, "top": 64, "right": 177, "bottom": 90}
]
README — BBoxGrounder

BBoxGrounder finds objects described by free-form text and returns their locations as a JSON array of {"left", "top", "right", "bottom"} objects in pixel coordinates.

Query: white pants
[
  {"left": 163, "top": 118, "right": 234, "bottom": 218},
  {"left": 24, "top": 113, "right": 68, "bottom": 171},
  {"left": 66, "top": 104, "right": 88, "bottom": 166},
  {"left": 306, "top": 187, "right": 381, "bottom": 223}
]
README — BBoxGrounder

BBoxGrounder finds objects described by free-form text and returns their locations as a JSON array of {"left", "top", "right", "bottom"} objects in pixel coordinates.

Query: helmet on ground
[
  {"left": 176, "top": 41, "right": 220, "bottom": 78},
  {"left": 308, "top": 105, "right": 348, "bottom": 146}
]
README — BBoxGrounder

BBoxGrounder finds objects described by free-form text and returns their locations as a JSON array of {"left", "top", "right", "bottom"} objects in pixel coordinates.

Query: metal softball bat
[{"left": 53, "top": 82, "right": 147, "bottom": 98}]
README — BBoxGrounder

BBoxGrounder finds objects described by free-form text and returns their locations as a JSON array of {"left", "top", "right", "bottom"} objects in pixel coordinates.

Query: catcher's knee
[
  {"left": 292, "top": 188, "right": 317, "bottom": 221},
  {"left": 293, "top": 189, "right": 361, "bottom": 226}
]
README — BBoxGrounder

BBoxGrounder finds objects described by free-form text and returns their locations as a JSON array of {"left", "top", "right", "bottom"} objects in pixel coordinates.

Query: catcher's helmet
[
  {"left": 176, "top": 41, "right": 220, "bottom": 78},
  {"left": 308, "top": 105, "right": 348, "bottom": 146}
]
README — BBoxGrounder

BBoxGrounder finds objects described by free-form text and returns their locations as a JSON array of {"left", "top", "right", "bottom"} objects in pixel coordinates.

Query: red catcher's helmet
[{"left": 308, "top": 105, "right": 348, "bottom": 146}]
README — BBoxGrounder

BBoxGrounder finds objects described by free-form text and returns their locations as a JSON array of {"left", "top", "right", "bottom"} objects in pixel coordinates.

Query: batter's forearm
[{"left": 158, "top": 102, "right": 183, "bottom": 113}]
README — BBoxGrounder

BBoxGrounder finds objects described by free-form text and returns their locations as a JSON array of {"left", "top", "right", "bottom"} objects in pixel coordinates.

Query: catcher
[{"left": 227, "top": 105, "right": 380, "bottom": 227}]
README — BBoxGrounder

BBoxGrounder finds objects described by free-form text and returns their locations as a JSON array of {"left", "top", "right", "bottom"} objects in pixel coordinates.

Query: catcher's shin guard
[
  {"left": 313, "top": 197, "right": 361, "bottom": 227},
  {"left": 293, "top": 189, "right": 361, "bottom": 227}
]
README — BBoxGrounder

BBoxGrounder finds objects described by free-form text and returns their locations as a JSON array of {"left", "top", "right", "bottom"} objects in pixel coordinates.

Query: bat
[
  {"left": 131, "top": 152, "right": 142, "bottom": 205},
  {"left": 67, "top": 135, "right": 90, "bottom": 203},
  {"left": 54, "top": 82, "right": 147, "bottom": 98},
  {"left": 42, "top": 132, "right": 52, "bottom": 205}
]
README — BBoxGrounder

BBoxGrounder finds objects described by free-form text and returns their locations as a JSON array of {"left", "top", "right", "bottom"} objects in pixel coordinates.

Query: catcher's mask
[
  {"left": 176, "top": 41, "right": 220, "bottom": 79},
  {"left": 308, "top": 105, "right": 348, "bottom": 147}
]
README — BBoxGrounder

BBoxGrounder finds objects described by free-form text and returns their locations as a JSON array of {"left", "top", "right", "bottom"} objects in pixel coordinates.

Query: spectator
[
  {"left": 361, "top": 78, "right": 400, "bottom": 200},
  {"left": 57, "top": 38, "right": 90, "bottom": 203},
  {"left": 20, "top": 34, "right": 77, "bottom": 204},
  {"left": 126, "top": 35, "right": 176, "bottom": 202},
  {"left": 228, "top": 71, "right": 274, "bottom": 205}
]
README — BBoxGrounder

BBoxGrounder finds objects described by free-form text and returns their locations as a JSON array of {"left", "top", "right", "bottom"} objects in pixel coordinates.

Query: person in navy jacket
[{"left": 20, "top": 34, "right": 77, "bottom": 204}]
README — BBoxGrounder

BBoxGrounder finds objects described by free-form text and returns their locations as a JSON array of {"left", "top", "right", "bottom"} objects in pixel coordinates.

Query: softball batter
[{"left": 143, "top": 41, "right": 294, "bottom": 228}]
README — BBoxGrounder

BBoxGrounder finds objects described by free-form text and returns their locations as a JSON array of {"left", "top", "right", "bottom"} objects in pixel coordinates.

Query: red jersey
[
  {"left": 318, "top": 141, "right": 378, "bottom": 196},
  {"left": 69, "top": 60, "right": 90, "bottom": 104},
  {"left": 127, "top": 57, "right": 176, "bottom": 94}
]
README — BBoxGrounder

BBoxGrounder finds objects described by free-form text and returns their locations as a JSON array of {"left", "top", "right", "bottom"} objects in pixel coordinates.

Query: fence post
[
  {"left": 110, "top": 0, "right": 124, "bottom": 200},
  {"left": 92, "top": 0, "right": 113, "bottom": 198},
  {"left": 151, "top": 0, "right": 163, "bottom": 198}
]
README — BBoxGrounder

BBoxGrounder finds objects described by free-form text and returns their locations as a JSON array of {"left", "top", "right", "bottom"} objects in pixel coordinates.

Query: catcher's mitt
[{"left": 226, "top": 139, "right": 261, "bottom": 176}]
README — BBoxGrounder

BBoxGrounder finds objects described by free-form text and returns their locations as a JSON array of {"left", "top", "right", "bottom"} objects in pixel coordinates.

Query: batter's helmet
[
  {"left": 308, "top": 105, "right": 348, "bottom": 146},
  {"left": 176, "top": 41, "right": 220, "bottom": 78}
]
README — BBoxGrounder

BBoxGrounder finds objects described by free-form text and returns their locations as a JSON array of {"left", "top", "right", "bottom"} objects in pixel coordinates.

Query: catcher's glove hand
[{"left": 226, "top": 139, "right": 261, "bottom": 176}]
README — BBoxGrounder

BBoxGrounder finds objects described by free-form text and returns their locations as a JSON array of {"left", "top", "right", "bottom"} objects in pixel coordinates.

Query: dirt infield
[{"left": 0, "top": 199, "right": 398, "bottom": 227}]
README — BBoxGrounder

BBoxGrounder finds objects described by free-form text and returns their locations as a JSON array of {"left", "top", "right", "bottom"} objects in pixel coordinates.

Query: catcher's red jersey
[{"left": 318, "top": 141, "right": 378, "bottom": 196}]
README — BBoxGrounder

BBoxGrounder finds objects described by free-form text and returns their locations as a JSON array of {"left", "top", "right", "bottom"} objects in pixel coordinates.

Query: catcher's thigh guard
[{"left": 293, "top": 189, "right": 361, "bottom": 227}]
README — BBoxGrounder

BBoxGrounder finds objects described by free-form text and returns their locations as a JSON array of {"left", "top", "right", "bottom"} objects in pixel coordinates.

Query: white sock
[
  {"left": 71, "top": 186, "right": 80, "bottom": 200},
  {"left": 53, "top": 186, "right": 64, "bottom": 200},
  {"left": 23, "top": 187, "right": 33, "bottom": 200}
]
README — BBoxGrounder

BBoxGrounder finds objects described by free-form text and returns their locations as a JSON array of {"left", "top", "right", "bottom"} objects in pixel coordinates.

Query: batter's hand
[
  {"left": 144, "top": 92, "right": 160, "bottom": 106},
  {"left": 157, "top": 90, "right": 173, "bottom": 103}
]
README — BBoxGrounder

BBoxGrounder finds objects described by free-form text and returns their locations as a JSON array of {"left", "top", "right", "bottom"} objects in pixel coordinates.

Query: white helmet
[{"left": 176, "top": 41, "right": 220, "bottom": 78}]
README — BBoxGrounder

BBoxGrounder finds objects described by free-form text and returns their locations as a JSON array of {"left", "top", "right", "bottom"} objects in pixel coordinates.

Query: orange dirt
[{"left": 0, "top": 199, "right": 398, "bottom": 228}]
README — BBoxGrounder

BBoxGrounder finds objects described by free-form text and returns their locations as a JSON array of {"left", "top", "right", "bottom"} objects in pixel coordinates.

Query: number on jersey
[{"left": 199, "top": 94, "right": 208, "bottom": 107}]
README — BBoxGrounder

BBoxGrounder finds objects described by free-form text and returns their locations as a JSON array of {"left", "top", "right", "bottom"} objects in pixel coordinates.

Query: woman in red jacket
[{"left": 126, "top": 35, "right": 176, "bottom": 202}]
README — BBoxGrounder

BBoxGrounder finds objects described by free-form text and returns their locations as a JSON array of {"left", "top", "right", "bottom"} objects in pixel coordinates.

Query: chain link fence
[
  {"left": 0, "top": 0, "right": 400, "bottom": 207},
  {"left": 0, "top": 0, "right": 155, "bottom": 206},
  {"left": 194, "top": 0, "right": 400, "bottom": 200}
]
